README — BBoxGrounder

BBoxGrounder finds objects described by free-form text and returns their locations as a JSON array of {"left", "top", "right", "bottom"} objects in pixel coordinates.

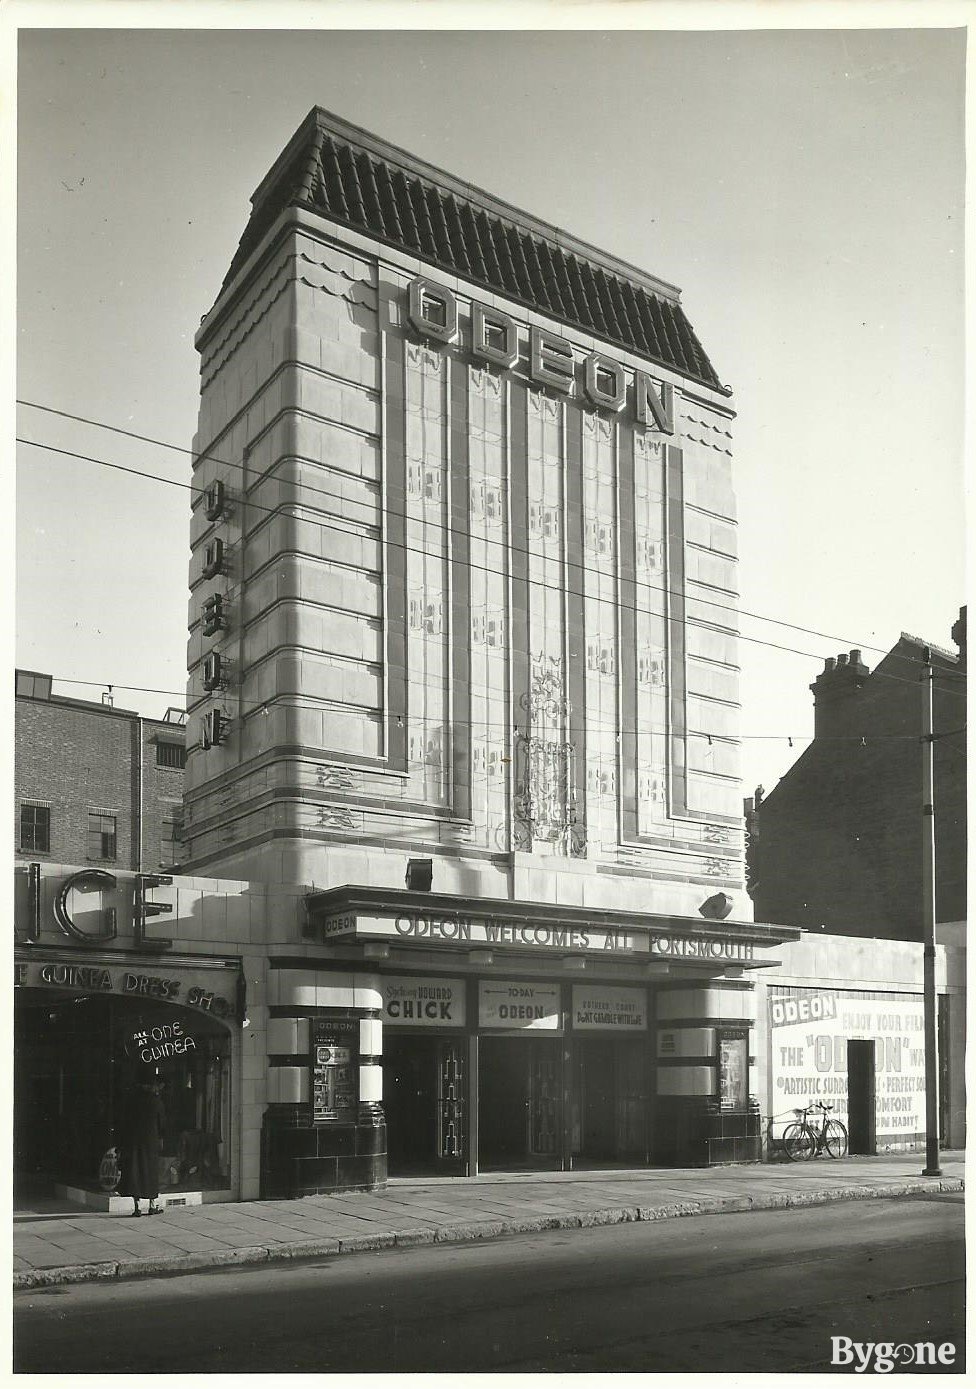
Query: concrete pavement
[{"left": 13, "top": 1151, "right": 964, "bottom": 1290}]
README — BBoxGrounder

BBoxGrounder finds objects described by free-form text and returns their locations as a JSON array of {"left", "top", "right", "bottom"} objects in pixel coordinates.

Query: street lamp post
[{"left": 920, "top": 647, "right": 941, "bottom": 1177}]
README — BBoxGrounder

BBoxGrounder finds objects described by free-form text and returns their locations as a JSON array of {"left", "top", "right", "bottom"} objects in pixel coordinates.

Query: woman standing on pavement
[{"left": 118, "top": 1076, "right": 165, "bottom": 1217}]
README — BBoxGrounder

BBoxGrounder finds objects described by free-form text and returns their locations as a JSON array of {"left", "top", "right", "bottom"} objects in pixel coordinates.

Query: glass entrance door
[
  {"left": 572, "top": 1038, "right": 648, "bottom": 1165},
  {"left": 479, "top": 1037, "right": 561, "bottom": 1170},
  {"left": 436, "top": 1041, "right": 465, "bottom": 1162},
  {"left": 384, "top": 1034, "right": 465, "bottom": 1176},
  {"left": 528, "top": 1044, "right": 560, "bottom": 1158}
]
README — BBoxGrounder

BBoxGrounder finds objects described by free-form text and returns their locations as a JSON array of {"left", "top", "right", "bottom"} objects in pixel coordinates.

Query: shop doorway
[
  {"left": 14, "top": 990, "right": 232, "bottom": 1199},
  {"left": 847, "top": 1039, "right": 877, "bottom": 1155},
  {"left": 479, "top": 1037, "right": 560, "bottom": 1169},
  {"left": 383, "top": 1035, "right": 465, "bottom": 1176},
  {"left": 572, "top": 1039, "right": 647, "bottom": 1165}
]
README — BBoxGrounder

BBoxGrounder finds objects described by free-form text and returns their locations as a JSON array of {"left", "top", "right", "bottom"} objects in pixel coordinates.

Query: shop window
[
  {"left": 156, "top": 741, "right": 186, "bottom": 770},
  {"left": 14, "top": 991, "right": 233, "bottom": 1195},
  {"left": 20, "top": 803, "right": 50, "bottom": 853},
  {"left": 87, "top": 812, "right": 117, "bottom": 861}
]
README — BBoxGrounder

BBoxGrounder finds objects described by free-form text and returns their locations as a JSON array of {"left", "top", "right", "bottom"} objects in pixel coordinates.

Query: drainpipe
[{"left": 135, "top": 716, "right": 144, "bottom": 872}]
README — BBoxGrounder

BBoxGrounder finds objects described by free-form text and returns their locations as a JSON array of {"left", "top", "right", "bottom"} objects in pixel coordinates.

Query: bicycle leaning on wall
[{"left": 782, "top": 1101, "right": 849, "bottom": 1161}]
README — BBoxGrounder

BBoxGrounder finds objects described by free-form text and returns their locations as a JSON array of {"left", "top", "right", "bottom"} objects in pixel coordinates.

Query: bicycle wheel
[
  {"left": 824, "top": 1119, "right": 848, "bottom": 1158},
  {"left": 783, "top": 1123, "right": 816, "bottom": 1161}
]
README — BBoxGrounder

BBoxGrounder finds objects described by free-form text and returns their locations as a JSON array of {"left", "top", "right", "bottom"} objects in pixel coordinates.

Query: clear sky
[{"left": 11, "top": 7, "right": 968, "bottom": 798}]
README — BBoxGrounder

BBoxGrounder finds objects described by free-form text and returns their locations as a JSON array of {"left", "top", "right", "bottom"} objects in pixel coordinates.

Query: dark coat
[{"left": 119, "top": 1085, "right": 165, "bottom": 1199}]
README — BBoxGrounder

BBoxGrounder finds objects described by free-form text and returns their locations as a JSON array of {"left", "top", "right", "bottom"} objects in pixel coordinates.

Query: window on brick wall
[
  {"left": 160, "top": 818, "right": 183, "bottom": 867},
  {"left": 87, "top": 812, "right": 117, "bottom": 861},
  {"left": 156, "top": 741, "right": 187, "bottom": 770},
  {"left": 20, "top": 803, "right": 50, "bottom": 853}
]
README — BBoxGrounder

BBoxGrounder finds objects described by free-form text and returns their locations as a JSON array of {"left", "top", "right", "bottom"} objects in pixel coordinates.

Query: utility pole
[{"left": 921, "top": 647, "right": 941, "bottom": 1177}]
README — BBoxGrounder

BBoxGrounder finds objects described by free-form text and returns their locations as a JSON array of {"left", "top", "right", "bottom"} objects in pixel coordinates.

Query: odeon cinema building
[{"left": 180, "top": 106, "right": 801, "bottom": 1198}]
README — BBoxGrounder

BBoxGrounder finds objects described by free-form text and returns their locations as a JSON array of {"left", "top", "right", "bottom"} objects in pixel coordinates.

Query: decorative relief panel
[
  {"left": 632, "top": 428, "right": 669, "bottom": 836},
  {"left": 406, "top": 461, "right": 444, "bottom": 503},
  {"left": 702, "top": 857, "right": 735, "bottom": 879},
  {"left": 586, "top": 640, "right": 615, "bottom": 676},
  {"left": 315, "top": 806, "right": 363, "bottom": 832},
  {"left": 408, "top": 726, "right": 445, "bottom": 769},
  {"left": 469, "top": 478, "right": 505, "bottom": 526},
  {"left": 403, "top": 338, "right": 450, "bottom": 807},
  {"left": 406, "top": 342, "right": 445, "bottom": 376},
  {"left": 584, "top": 517, "right": 615, "bottom": 558},
  {"left": 472, "top": 743, "right": 507, "bottom": 780},
  {"left": 514, "top": 654, "right": 583, "bottom": 854},
  {"left": 471, "top": 607, "right": 506, "bottom": 647},
  {"left": 466, "top": 366, "right": 509, "bottom": 850},
  {"left": 408, "top": 592, "right": 444, "bottom": 635},
  {"left": 638, "top": 772, "right": 666, "bottom": 805},
  {"left": 528, "top": 503, "right": 562, "bottom": 543},
  {"left": 586, "top": 764, "right": 616, "bottom": 797},
  {"left": 513, "top": 733, "right": 580, "bottom": 849},
  {"left": 702, "top": 822, "right": 734, "bottom": 846},
  {"left": 637, "top": 647, "right": 666, "bottom": 685},
  {"left": 522, "top": 653, "right": 569, "bottom": 722},
  {"left": 637, "top": 536, "right": 664, "bottom": 571},
  {"left": 315, "top": 766, "right": 357, "bottom": 791}
]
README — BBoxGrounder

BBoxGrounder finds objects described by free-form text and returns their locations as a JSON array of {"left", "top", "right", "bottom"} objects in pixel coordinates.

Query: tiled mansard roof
[{"left": 216, "top": 108, "right": 725, "bottom": 394}]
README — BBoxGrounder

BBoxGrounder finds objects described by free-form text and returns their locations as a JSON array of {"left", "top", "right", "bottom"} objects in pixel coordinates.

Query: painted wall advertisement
[{"left": 768, "top": 988, "right": 925, "bottom": 1140}]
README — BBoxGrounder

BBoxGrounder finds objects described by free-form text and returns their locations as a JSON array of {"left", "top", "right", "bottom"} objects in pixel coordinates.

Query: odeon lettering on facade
[
  {"left": 406, "top": 275, "right": 677, "bottom": 431},
  {"left": 395, "top": 914, "right": 472, "bottom": 941}
]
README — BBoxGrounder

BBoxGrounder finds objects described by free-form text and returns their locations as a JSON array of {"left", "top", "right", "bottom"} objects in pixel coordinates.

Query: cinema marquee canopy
[{"left": 305, "top": 887, "right": 799, "bottom": 971}]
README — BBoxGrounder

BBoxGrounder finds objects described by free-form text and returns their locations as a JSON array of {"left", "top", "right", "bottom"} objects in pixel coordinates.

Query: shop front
[
  {"left": 379, "top": 977, "right": 651, "bottom": 1175},
  {"left": 14, "top": 863, "right": 249, "bottom": 1207},
  {"left": 297, "top": 885, "right": 798, "bottom": 1187},
  {"left": 755, "top": 927, "right": 966, "bottom": 1156},
  {"left": 14, "top": 955, "right": 240, "bottom": 1207}
]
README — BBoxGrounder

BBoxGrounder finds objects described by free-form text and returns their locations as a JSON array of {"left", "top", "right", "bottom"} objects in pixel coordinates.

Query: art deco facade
[
  {"left": 13, "top": 114, "right": 959, "bottom": 1207},
  {"left": 184, "top": 109, "right": 747, "bottom": 898},
  {"left": 179, "top": 108, "right": 797, "bottom": 1191}
]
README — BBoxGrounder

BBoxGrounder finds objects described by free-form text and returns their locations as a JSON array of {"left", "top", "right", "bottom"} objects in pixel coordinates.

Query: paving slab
[{"left": 12, "top": 1152, "right": 963, "bottom": 1290}]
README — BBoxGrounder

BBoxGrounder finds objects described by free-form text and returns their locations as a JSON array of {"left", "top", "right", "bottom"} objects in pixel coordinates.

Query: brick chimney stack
[{"left": 810, "top": 649, "right": 870, "bottom": 738}]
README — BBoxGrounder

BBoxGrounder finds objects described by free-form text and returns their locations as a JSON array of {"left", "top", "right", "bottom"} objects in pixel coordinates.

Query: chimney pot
[{"left": 810, "top": 646, "right": 869, "bottom": 737}]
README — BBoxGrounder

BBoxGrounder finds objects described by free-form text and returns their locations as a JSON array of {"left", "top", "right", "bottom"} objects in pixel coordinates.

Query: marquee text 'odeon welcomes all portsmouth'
[{"left": 322, "top": 910, "right": 758, "bottom": 963}]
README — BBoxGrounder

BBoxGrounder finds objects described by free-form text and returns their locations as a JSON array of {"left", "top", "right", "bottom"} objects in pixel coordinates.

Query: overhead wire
[
  {"left": 17, "top": 430, "right": 967, "bottom": 706},
  {"left": 17, "top": 397, "right": 940, "bottom": 662},
  {"left": 29, "top": 671, "right": 966, "bottom": 747}
]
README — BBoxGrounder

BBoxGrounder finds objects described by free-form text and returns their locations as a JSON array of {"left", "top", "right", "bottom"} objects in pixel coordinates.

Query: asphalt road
[{"left": 15, "top": 1193, "right": 964, "bottom": 1374}]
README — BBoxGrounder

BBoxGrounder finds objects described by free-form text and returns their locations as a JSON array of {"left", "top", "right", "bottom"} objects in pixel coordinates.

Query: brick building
[
  {"left": 15, "top": 670, "right": 187, "bottom": 874},
  {"left": 748, "top": 610, "right": 967, "bottom": 940}
]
